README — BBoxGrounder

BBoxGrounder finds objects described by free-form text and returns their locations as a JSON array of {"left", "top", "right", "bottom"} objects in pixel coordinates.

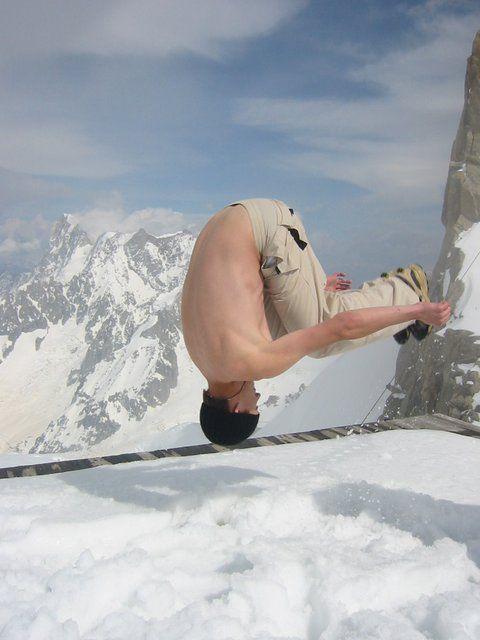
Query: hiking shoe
[
  {"left": 382, "top": 264, "right": 433, "bottom": 343},
  {"left": 393, "top": 326, "right": 411, "bottom": 344},
  {"left": 409, "top": 320, "right": 432, "bottom": 341},
  {"left": 395, "top": 265, "right": 433, "bottom": 341},
  {"left": 381, "top": 264, "right": 430, "bottom": 302}
]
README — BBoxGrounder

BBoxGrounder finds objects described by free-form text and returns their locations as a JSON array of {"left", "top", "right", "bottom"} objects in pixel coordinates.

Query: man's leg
[
  {"left": 231, "top": 198, "right": 419, "bottom": 358},
  {"left": 269, "top": 207, "right": 419, "bottom": 357},
  {"left": 315, "top": 276, "right": 419, "bottom": 357}
]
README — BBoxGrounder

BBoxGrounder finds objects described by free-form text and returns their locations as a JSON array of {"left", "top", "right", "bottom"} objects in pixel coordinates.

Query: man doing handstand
[{"left": 180, "top": 198, "right": 451, "bottom": 446}]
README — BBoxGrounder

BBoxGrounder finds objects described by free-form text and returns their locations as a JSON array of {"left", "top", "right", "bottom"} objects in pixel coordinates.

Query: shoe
[
  {"left": 393, "top": 326, "right": 411, "bottom": 344},
  {"left": 409, "top": 319, "right": 432, "bottom": 341},
  {"left": 381, "top": 264, "right": 432, "bottom": 342},
  {"left": 388, "top": 264, "right": 430, "bottom": 302}
]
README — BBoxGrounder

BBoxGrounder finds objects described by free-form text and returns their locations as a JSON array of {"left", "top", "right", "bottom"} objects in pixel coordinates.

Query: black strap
[{"left": 288, "top": 227, "right": 308, "bottom": 250}]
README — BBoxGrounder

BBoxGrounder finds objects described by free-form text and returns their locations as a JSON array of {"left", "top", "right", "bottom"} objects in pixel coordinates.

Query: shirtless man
[{"left": 180, "top": 199, "right": 451, "bottom": 446}]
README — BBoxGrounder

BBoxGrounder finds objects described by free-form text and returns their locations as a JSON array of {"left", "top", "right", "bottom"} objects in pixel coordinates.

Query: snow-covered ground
[{"left": 0, "top": 429, "right": 479, "bottom": 639}]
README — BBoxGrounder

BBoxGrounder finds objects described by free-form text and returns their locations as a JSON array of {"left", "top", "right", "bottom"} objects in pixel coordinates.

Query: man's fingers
[{"left": 330, "top": 272, "right": 352, "bottom": 291}]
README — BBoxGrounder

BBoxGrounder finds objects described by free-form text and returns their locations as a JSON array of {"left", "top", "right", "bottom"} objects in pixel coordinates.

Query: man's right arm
[{"left": 245, "top": 301, "right": 450, "bottom": 380}]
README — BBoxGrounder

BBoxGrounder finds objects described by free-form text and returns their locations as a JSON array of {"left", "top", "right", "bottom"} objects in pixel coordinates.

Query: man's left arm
[{"left": 243, "top": 301, "right": 450, "bottom": 381}]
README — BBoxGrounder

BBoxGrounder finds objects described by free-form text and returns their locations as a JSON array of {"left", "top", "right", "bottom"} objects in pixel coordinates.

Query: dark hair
[
  {"left": 202, "top": 390, "right": 230, "bottom": 413},
  {"left": 200, "top": 389, "right": 259, "bottom": 446}
]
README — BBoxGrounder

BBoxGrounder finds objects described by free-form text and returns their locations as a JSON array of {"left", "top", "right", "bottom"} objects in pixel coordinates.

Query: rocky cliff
[{"left": 383, "top": 31, "right": 480, "bottom": 423}]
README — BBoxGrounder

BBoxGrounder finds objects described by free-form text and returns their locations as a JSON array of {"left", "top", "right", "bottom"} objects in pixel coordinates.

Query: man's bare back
[{"left": 180, "top": 204, "right": 271, "bottom": 383}]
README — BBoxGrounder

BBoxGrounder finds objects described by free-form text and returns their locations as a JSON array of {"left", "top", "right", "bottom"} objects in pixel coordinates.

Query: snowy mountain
[
  {"left": 383, "top": 31, "right": 480, "bottom": 425},
  {"left": 0, "top": 214, "right": 320, "bottom": 454}
]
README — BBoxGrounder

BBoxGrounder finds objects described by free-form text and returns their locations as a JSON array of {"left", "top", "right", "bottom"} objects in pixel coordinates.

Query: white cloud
[
  {"left": 0, "top": 213, "right": 52, "bottom": 265},
  {"left": 0, "top": 237, "right": 40, "bottom": 256},
  {"left": 0, "top": 0, "right": 304, "bottom": 61},
  {"left": 0, "top": 194, "right": 201, "bottom": 272},
  {"left": 70, "top": 193, "right": 198, "bottom": 239},
  {"left": 0, "top": 213, "right": 52, "bottom": 239},
  {"left": 0, "top": 0, "right": 304, "bottom": 180},
  {"left": 233, "top": 8, "right": 479, "bottom": 206}
]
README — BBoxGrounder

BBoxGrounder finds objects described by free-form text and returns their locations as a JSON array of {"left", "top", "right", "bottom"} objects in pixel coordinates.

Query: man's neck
[{"left": 207, "top": 380, "right": 245, "bottom": 398}]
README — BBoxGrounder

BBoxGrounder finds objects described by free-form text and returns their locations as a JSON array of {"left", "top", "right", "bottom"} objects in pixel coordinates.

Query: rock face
[{"left": 383, "top": 31, "right": 480, "bottom": 423}]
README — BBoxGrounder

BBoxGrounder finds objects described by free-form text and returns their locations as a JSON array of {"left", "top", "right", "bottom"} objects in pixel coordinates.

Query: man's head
[{"left": 199, "top": 380, "right": 261, "bottom": 446}]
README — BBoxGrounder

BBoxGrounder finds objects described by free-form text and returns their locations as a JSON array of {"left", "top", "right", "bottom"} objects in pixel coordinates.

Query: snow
[
  {"left": 0, "top": 334, "right": 12, "bottom": 359},
  {"left": 85, "top": 232, "right": 157, "bottom": 307},
  {"left": 152, "top": 285, "right": 182, "bottom": 311},
  {"left": 96, "top": 327, "right": 396, "bottom": 455},
  {"left": 0, "top": 429, "right": 479, "bottom": 639},
  {"left": 87, "top": 334, "right": 323, "bottom": 455},
  {"left": 446, "top": 222, "right": 480, "bottom": 334},
  {"left": 265, "top": 338, "right": 398, "bottom": 436},
  {"left": 442, "top": 267, "right": 450, "bottom": 298},
  {"left": 0, "top": 320, "right": 87, "bottom": 446},
  {"left": 56, "top": 243, "right": 91, "bottom": 283},
  {"left": 81, "top": 318, "right": 161, "bottom": 400}
]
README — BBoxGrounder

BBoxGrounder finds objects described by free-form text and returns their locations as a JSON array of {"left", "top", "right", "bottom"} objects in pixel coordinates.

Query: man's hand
[
  {"left": 325, "top": 272, "right": 352, "bottom": 291},
  {"left": 416, "top": 301, "right": 451, "bottom": 327}
]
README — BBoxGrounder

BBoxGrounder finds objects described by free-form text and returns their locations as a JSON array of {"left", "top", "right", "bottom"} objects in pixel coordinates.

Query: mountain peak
[
  {"left": 37, "top": 214, "right": 93, "bottom": 280},
  {"left": 473, "top": 30, "right": 480, "bottom": 58},
  {"left": 51, "top": 213, "right": 91, "bottom": 246}
]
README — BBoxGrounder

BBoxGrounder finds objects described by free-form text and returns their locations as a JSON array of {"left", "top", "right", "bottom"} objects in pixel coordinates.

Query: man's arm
[{"left": 245, "top": 301, "right": 448, "bottom": 380}]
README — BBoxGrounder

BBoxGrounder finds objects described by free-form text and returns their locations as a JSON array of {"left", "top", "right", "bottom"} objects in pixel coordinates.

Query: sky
[{"left": 0, "top": 0, "right": 479, "bottom": 284}]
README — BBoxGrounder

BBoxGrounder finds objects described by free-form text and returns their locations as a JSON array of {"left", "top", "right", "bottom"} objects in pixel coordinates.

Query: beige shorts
[{"left": 229, "top": 198, "right": 419, "bottom": 359}]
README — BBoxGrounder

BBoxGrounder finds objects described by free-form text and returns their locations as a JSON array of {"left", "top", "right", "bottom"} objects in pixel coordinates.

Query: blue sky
[{"left": 0, "top": 0, "right": 479, "bottom": 284}]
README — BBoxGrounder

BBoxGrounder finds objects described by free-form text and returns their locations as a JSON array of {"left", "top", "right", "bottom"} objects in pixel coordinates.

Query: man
[{"left": 180, "top": 198, "right": 451, "bottom": 446}]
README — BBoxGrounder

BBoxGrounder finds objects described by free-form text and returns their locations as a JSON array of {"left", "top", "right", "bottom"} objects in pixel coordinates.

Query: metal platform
[{"left": 1, "top": 412, "right": 478, "bottom": 480}]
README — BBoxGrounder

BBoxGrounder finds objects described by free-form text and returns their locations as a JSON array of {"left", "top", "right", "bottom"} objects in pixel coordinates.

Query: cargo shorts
[{"left": 229, "top": 198, "right": 419, "bottom": 359}]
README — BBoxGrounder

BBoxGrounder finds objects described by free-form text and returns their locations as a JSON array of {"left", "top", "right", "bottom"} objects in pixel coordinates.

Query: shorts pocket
[{"left": 261, "top": 225, "right": 302, "bottom": 278}]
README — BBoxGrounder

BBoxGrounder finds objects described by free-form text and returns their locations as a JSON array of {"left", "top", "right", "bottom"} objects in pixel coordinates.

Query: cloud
[
  {"left": 69, "top": 192, "right": 198, "bottom": 239},
  {"left": 0, "top": 1, "right": 304, "bottom": 181},
  {"left": 0, "top": 237, "right": 40, "bottom": 256},
  {"left": 233, "top": 7, "right": 479, "bottom": 207},
  {"left": 0, "top": 213, "right": 52, "bottom": 239},
  {"left": 0, "top": 213, "right": 53, "bottom": 272},
  {"left": 0, "top": 192, "right": 201, "bottom": 274},
  {"left": 0, "top": 0, "right": 304, "bottom": 61}
]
